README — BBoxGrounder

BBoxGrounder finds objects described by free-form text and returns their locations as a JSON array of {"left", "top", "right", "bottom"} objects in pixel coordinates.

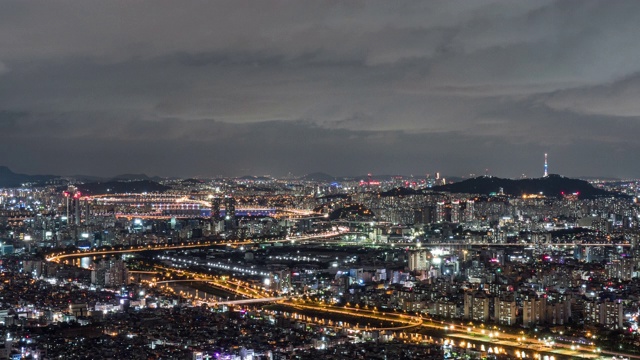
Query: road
[{"left": 45, "top": 230, "right": 347, "bottom": 263}]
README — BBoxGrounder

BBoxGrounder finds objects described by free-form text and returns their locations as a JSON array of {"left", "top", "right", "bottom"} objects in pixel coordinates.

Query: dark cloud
[{"left": 0, "top": 1, "right": 639, "bottom": 178}]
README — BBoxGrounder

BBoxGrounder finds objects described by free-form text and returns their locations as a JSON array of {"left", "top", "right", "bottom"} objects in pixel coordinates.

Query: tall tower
[{"left": 544, "top": 153, "right": 548, "bottom": 177}]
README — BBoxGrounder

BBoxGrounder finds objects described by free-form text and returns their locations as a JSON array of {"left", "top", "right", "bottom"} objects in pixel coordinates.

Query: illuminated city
[
  {"left": 2, "top": 1, "right": 640, "bottom": 360},
  {"left": 0, "top": 168, "right": 638, "bottom": 359}
]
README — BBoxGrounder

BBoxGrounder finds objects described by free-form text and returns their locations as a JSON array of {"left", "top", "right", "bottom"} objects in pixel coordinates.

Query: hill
[
  {"left": 329, "top": 204, "right": 375, "bottom": 220},
  {"left": 110, "top": 173, "right": 164, "bottom": 182},
  {"left": 432, "top": 174, "right": 618, "bottom": 199},
  {"left": 0, "top": 166, "right": 59, "bottom": 188}
]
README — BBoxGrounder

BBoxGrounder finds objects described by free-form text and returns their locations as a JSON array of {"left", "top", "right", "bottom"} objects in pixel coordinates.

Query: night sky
[{"left": 1, "top": 1, "right": 639, "bottom": 178}]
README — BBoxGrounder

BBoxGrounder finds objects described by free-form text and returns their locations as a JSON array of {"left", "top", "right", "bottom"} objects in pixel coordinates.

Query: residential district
[{"left": 0, "top": 171, "right": 639, "bottom": 359}]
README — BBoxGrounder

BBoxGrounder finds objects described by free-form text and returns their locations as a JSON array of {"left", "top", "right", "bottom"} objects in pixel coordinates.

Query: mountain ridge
[
  {"left": 431, "top": 174, "right": 620, "bottom": 198},
  {"left": 0, "top": 166, "right": 59, "bottom": 187}
]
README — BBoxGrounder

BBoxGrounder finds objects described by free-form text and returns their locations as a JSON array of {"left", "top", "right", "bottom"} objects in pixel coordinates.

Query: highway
[
  {"left": 44, "top": 230, "right": 347, "bottom": 263},
  {"left": 46, "top": 236, "right": 630, "bottom": 265},
  {"left": 283, "top": 301, "right": 424, "bottom": 331}
]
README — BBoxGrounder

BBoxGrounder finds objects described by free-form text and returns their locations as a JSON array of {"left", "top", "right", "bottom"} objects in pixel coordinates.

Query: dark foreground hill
[{"left": 432, "top": 174, "right": 619, "bottom": 199}]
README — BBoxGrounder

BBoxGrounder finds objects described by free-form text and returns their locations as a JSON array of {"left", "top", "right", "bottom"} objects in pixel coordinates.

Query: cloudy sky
[{"left": 1, "top": 1, "right": 639, "bottom": 178}]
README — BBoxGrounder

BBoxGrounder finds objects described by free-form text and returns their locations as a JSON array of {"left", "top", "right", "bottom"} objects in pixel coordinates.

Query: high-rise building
[
  {"left": 522, "top": 296, "right": 546, "bottom": 327},
  {"left": 464, "top": 291, "right": 490, "bottom": 323},
  {"left": 224, "top": 196, "right": 237, "bottom": 231},
  {"left": 211, "top": 197, "right": 221, "bottom": 220},
  {"left": 586, "top": 299, "right": 624, "bottom": 330},
  {"left": 414, "top": 205, "right": 436, "bottom": 225},
  {"left": 545, "top": 300, "right": 571, "bottom": 325},
  {"left": 605, "top": 258, "right": 634, "bottom": 281},
  {"left": 210, "top": 197, "right": 222, "bottom": 234},
  {"left": 599, "top": 299, "right": 623, "bottom": 330},
  {"left": 105, "top": 259, "right": 129, "bottom": 288},
  {"left": 74, "top": 196, "right": 80, "bottom": 226},
  {"left": 462, "top": 200, "right": 475, "bottom": 222},
  {"left": 408, "top": 251, "right": 429, "bottom": 271},
  {"left": 450, "top": 200, "right": 460, "bottom": 223},
  {"left": 436, "top": 201, "right": 449, "bottom": 223},
  {"left": 92, "top": 259, "right": 130, "bottom": 288},
  {"left": 494, "top": 296, "right": 517, "bottom": 325},
  {"left": 434, "top": 300, "right": 458, "bottom": 319}
]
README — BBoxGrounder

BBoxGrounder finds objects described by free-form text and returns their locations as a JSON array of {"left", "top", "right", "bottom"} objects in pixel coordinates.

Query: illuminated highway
[
  {"left": 44, "top": 230, "right": 347, "bottom": 263},
  {"left": 284, "top": 301, "right": 424, "bottom": 331}
]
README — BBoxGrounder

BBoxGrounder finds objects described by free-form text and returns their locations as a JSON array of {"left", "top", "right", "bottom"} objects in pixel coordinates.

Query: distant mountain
[
  {"left": 70, "top": 174, "right": 108, "bottom": 182},
  {"left": 347, "top": 174, "right": 403, "bottom": 181},
  {"left": 181, "top": 178, "right": 204, "bottom": 185},
  {"left": 300, "top": 172, "right": 336, "bottom": 182},
  {"left": 0, "top": 166, "right": 59, "bottom": 188},
  {"left": 432, "top": 174, "right": 620, "bottom": 198},
  {"left": 110, "top": 173, "right": 164, "bottom": 182},
  {"left": 110, "top": 173, "right": 151, "bottom": 181},
  {"left": 75, "top": 180, "right": 170, "bottom": 195}
]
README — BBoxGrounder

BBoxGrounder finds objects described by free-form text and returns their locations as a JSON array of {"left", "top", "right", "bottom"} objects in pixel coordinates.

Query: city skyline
[
  {"left": 0, "top": 152, "right": 598, "bottom": 181},
  {"left": 2, "top": 1, "right": 640, "bottom": 178}
]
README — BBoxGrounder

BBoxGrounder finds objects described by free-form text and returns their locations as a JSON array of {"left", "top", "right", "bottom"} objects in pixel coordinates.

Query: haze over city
[{"left": 2, "top": 1, "right": 640, "bottom": 178}]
